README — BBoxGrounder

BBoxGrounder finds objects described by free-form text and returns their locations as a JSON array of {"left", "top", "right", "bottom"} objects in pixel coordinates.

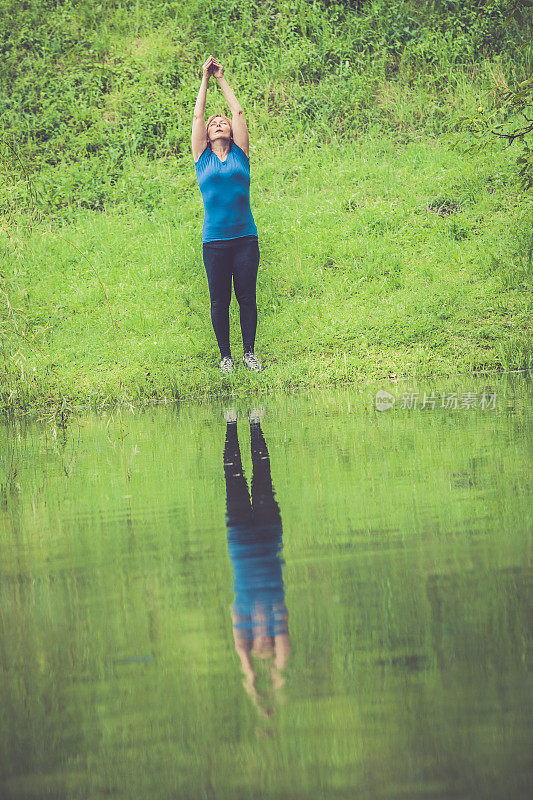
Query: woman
[
  {"left": 222, "top": 408, "right": 290, "bottom": 716},
  {"left": 192, "top": 55, "right": 262, "bottom": 374}
]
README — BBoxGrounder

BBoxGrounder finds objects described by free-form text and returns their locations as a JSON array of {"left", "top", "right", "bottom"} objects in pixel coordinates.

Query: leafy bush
[{"left": 452, "top": 75, "right": 533, "bottom": 189}]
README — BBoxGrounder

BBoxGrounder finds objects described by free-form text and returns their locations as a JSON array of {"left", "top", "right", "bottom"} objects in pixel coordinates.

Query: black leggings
[
  {"left": 223, "top": 420, "right": 282, "bottom": 530},
  {"left": 202, "top": 235, "right": 260, "bottom": 359}
]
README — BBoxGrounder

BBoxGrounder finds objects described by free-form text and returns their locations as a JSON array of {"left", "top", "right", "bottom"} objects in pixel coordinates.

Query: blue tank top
[
  {"left": 194, "top": 142, "right": 258, "bottom": 243},
  {"left": 227, "top": 521, "right": 288, "bottom": 639}
]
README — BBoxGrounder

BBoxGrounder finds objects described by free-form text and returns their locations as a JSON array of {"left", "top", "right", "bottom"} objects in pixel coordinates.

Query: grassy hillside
[
  {"left": 1, "top": 0, "right": 531, "bottom": 214},
  {"left": 1, "top": 136, "right": 531, "bottom": 411},
  {"left": 0, "top": 1, "right": 532, "bottom": 412}
]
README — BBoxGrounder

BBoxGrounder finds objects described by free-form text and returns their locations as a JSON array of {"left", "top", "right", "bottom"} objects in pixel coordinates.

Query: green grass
[
  {"left": 1, "top": 135, "right": 531, "bottom": 413},
  {"left": 1, "top": 1, "right": 531, "bottom": 412},
  {"left": 1, "top": 0, "right": 531, "bottom": 214}
]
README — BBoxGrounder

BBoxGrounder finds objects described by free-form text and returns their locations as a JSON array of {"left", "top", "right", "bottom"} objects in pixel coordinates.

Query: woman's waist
[
  {"left": 202, "top": 218, "right": 258, "bottom": 243},
  {"left": 204, "top": 233, "right": 258, "bottom": 248}
]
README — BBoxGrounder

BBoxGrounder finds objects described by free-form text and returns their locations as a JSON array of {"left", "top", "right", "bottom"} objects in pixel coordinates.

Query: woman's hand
[
  {"left": 201, "top": 56, "right": 223, "bottom": 80},
  {"left": 210, "top": 58, "right": 224, "bottom": 79},
  {"left": 202, "top": 55, "right": 216, "bottom": 80}
]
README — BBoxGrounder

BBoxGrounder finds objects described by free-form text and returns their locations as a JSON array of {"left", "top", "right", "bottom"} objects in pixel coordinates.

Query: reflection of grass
[
  {"left": 1, "top": 138, "right": 531, "bottom": 413},
  {"left": 0, "top": 389, "right": 531, "bottom": 799}
]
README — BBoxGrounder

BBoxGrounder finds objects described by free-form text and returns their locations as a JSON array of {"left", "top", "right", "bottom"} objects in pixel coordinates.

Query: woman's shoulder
[
  {"left": 194, "top": 146, "right": 210, "bottom": 166},
  {"left": 231, "top": 141, "right": 250, "bottom": 162}
]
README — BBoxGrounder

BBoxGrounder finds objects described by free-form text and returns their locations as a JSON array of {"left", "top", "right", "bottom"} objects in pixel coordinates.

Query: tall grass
[{"left": 0, "top": 0, "right": 531, "bottom": 215}]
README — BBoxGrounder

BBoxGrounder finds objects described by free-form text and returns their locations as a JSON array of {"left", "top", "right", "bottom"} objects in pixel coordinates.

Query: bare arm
[
  {"left": 274, "top": 633, "right": 291, "bottom": 671},
  {"left": 191, "top": 57, "right": 215, "bottom": 162},
  {"left": 212, "top": 61, "right": 250, "bottom": 158}
]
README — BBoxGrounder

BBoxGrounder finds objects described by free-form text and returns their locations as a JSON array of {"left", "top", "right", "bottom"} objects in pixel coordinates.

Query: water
[{"left": 1, "top": 376, "right": 531, "bottom": 800}]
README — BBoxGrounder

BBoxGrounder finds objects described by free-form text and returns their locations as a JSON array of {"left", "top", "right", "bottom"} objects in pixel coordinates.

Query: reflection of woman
[
  {"left": 192, "top": 55, "right": 262, "bottom": 375},
  {"left": 223, "top": 410, "right": 290, "bottom": 716}
]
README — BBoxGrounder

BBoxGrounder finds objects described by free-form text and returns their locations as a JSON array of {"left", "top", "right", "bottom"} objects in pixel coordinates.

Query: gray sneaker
[
  {"left": 220, "top": 356, "right": 234, "bottom": 374},
  {"left": 242, "top": 352, "right": 262, "bottom": 372},
  {"left": 248, "top": 407, "right": 265, "bottom": 424},
  {"left": 223, "top": 408, "right": 238, "bottom": 423}
]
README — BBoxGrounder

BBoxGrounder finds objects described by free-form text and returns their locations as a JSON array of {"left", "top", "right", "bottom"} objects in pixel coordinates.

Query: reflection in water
[
  {"left": 223, "top": 410, "right": 290, "bottom": 717},
  {"left": 1, "top": 380, "right": 531, "bottom": 799}
]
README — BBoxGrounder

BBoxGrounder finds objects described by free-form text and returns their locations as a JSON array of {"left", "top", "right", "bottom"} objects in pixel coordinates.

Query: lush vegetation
[
  {"left": 0, "top": 0, "right": 532, "bottom": 411},
  {"left": 1, "top": 0, "right": 532, "bottom": 213}
]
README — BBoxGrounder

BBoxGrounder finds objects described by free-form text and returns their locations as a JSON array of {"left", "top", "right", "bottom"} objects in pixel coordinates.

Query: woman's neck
[{"left": 211, "top": 139, "right": 230, "bottom": 159}]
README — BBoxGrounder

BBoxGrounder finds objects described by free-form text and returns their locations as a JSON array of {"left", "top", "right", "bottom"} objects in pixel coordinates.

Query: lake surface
[{"left": 1, "top": 375, "right": 531, "bottom": 800}]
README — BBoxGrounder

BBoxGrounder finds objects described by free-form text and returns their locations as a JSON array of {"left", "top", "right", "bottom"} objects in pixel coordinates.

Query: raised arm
[
  {"left": 211, "top": 60, "right": 250, "bottom": 158},
  {"left": 191, "top": 56, "right": 215, "bottom": 162}
]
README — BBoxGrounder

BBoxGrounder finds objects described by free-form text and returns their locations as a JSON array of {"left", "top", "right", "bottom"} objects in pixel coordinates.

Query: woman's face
[{"left": 207, "top": 116, "right": 231, "bottom": 143}]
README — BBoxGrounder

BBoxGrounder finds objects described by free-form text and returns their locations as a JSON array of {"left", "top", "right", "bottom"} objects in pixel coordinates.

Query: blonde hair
[{"left": 206, "top": 114, "right": 233, "bottom": 148}]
